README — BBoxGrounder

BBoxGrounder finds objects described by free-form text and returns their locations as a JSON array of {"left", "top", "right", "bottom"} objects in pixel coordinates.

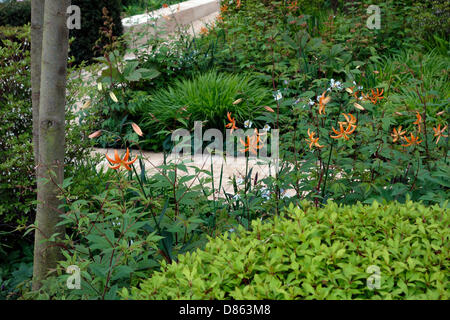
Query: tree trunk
[
  {"left": 31, "top": 0, "right": 45, "bottom": 166},
  {"left": 32, "top": 0, "right": 71, "bottom": 291}
]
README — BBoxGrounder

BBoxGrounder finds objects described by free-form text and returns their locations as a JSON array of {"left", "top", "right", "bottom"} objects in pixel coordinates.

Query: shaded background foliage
[{"left": 0, "top": 0, "right": 124, "bottom": 65}]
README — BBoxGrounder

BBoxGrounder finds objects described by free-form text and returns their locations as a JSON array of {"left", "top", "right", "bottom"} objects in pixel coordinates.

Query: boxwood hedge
[{"left": 123, "top": 201, "right": 449, "bottom": 300}]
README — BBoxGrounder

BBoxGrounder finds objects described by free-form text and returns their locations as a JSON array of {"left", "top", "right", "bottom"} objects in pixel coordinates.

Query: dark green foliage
[
  {"left": 0, "top": 25, "right": 33, "bottom": 231},
  {"left": 125, "top": 201, "right": 449, "bottom": 300},
  {"left": 70, "top": 0, "right": 123, "bottom": 65},
  {"left": 0, "top": 0, "right": 31, "bottom": 27},
  {"left": 0, "top": 25, "right": 95, "bottom": 240}
]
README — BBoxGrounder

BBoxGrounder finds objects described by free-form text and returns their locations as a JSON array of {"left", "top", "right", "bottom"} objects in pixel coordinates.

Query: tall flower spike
[{"left": 105, "top": 148, "right": 138, "bottom": 171}]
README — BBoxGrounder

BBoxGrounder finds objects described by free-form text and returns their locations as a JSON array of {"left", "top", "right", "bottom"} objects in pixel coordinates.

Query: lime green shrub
[{"left": 124, "top": 201, "right": 449, "bottom": 300}]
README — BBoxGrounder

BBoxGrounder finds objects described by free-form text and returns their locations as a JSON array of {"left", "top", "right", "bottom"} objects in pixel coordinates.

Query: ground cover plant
[
  {"left": 0, "top": 0, "right": 448, "bottom": 301},
  {"left": 124, "top": 201, "right": 449, "bottom": 300}
]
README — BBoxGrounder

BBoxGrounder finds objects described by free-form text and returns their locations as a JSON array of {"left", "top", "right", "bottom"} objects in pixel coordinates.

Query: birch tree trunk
[
  {"left": 32, "top": 0, "right": 71, "bottom": 290},
  {"left": 31, "top": 0, "right": 45, "bottom": 165}
]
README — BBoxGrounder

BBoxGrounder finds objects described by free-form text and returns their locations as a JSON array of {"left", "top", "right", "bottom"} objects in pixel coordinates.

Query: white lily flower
[{"left": 274, "top": 90, "right": 283, "bottom": 101}]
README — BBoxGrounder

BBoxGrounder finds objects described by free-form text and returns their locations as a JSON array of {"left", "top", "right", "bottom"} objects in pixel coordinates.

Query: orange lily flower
[
  {"left": 433, "top": 124, "right": 448, "bottom": 144},
  {"left": 225, "top": 112, "right": 238, "bottom": 134},
  {"left": 401, "top": 133, "right": 422, "bottom": 147},
  {"left": 220, "top": 4, "right": 228, "bottom": 13},
  {"left": 105, "top": 148, "right": 138, "bottom": 171},
  {"left": 330, "top": 122, "right": 356, "bottom": 141},
  {"left": 306, "top": 129, "right": 324, "bottom": 150},
  {"left": 391, "top": 126, "right": 406, "bottom": 142},
  {"left": 237, "top": 0, "right": 241, "bottom": 8},
  {"left": 413, "top": 111, "right": 423, "bottom": 133},
  {"left": 287, "top": 0, "right": 299, "bottom": 11},
  {"left": 339, "top": 113, "right": 357, "bottom": 129},
  {"left": 318, "top": 91, "right": 331, "bottom": 115},
  {"left": 240, "top": 133, "right": 264, "bottom": 155},
  {"left": 370, "top": 88, "right": 384, "bottom": 104}
]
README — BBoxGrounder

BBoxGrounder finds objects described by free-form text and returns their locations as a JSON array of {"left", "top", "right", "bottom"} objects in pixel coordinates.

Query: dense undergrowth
[{"left": 0, "top": 0, "right": 448, "bottom": 300}]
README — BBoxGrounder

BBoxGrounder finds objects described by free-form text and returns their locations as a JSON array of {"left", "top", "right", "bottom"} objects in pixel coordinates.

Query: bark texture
[
  {"left": 31, "top": 0, "right": 45, "bottom": 165},
  {"left": 32, "top": 0, "right": 71, "bottom": 291}
]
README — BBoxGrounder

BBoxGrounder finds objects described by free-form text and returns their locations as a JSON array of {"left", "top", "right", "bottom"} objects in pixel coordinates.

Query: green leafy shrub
[
  {"left": 124, "top": 200, "right": 449, "bottom": 300},
  {"left": 0, "top": 25, "right": 33, "bottom": 230},
  {"left": 0, "top": 0, "right": 31, "bottom": 27},
  {"left": 0, "top": 25, "right": 95, "bottom": 239},
  {"left": 21, "top": 155, "right": 241, "bottom": 299},
  {"left": 136, "top": 71, "right": 273, "bottom": 147}
]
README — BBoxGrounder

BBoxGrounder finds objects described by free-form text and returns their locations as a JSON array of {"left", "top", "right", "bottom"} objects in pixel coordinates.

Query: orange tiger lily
[
  {"left": 330, "top": 122, "right": 356, "bottom": 141},
  {"left": 433, "top": 124, "right": 448, "bottom": 144},
  {"left": 240, "top": 133, "right": 264, "bottom": 155},
  {"left": 339, "top": 113, "right": 357, "bottom": 129},
  {"left": 413, "top": 111, "right": 423, "bottom": 133},
  {"left": 370, "top": 88, "right": 384, "bottom": 104},
  {"left": 105, "top": 148, "right": 138, "bottom": 171},
  {"left": 225, "top": 112, "right": 238, "bottom": 134},
  {"left": 401, "top": 133, "right": 422, "bottom": 147},
  {"left": 306, "top": 129, "right": 324, "bottom": 150},
  {"left": 391, "top": 126, "right": 406, "bottom": 142},
  {"left": 318, "top": 91, "right": 331, "bottom": 115}
]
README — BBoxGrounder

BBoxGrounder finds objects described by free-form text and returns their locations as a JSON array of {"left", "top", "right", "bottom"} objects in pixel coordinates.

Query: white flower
[
  {"left": 233, "top": 194, "right": 241, "bottom": 201},
  {"left": 261, "top": 187, "right": 270, "bottom": 200},
  {"left": 229, "top": 228, "right": 235, "bottom": 233},
  {"left": 309, "top": 99, "right": 315, "bottom": 106},
  {"left": 330, "top": 79, "right": 343, "bottom": 91},
  {"left": 244, "top": 120, "right": 253, "bottom": 128},
  {"left": 236, "top": 178, "right": 244, "bottom": 185},
  {"left": 263, "top": 124, "right": 271, "bottom": 132},
  {"left": 274, "top": 90, "right": 283, "bottom": 101}
]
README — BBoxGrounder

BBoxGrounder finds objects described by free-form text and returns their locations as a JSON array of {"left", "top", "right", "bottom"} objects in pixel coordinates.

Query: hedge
[{"left": 123, "top": 200, "right": 449, "bottom": 300}]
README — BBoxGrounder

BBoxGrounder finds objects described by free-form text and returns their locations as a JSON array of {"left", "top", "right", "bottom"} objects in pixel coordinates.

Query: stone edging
[{"left": 122, "top": 0, "right": 221, "bottom": 34}]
